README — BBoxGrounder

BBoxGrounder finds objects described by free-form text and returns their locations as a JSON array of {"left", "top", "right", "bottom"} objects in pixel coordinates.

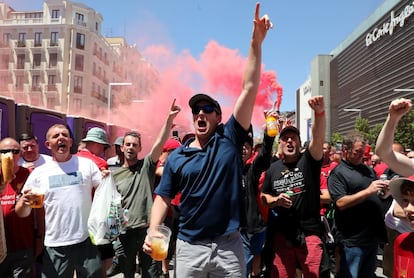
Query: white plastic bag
[{"left": 88, "top": 173, "right": 122, "bottom": 245}]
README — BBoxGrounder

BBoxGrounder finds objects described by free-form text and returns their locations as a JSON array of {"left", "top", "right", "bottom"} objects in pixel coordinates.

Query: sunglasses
[
  {"left": 192, "top": 105, "right": 217, "bottom": 115},
  {"left": 0, "top": 149, "right": 20, "bottom": 154}
]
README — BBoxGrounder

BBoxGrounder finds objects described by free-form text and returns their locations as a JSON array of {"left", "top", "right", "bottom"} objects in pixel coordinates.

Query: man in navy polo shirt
[{"left": 143, "top": 3, "right": 272, "bottom": 277}]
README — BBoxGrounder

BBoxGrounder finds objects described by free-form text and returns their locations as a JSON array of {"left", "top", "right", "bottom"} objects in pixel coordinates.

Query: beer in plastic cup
[
  {"left": 147, "top": 225, "right": 171, "bottom": 261},
  {"left": 28, "top": 186, "right": 45, "bottom": 208}
]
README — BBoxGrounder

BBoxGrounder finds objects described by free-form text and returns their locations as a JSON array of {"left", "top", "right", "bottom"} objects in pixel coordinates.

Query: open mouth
[
  {"left": 198, "top": 120, "right": 207, "bottom": 128},
  {"left": 58, "top": 143, "right": 66, "bottom": 148}
]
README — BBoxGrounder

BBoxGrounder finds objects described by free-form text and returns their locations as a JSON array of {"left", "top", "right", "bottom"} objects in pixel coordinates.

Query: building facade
[
  {"left": 0, "top": 0, "right": 153, "bottom": 119},
  {"left": 297, "top": 0, "right": 414, "bottom": 143}
]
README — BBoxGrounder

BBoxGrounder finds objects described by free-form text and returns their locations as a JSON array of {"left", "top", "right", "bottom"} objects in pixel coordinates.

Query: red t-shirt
[
  {"left": 394, "top": 232, "right": 414, "bottom": 278},
  {"left": 321, "top": 160, "right": 338, "bottom": 177},
  {"left": 76, "top": 149, "right": 108, "bottom": 170},
  {"left": 320, "top": 173, "right": 329, "bottom": 216},
  {"left": 0, "top": 166, "right": 34, "bottom": 252},
  {"left": 373, "top": 162, "right": 388, "bottom": 178}
]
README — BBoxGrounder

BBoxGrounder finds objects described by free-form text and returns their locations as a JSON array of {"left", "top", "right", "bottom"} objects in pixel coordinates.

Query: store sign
[{"left": 365, "top": 2, "right": 414, "bottom": 47}]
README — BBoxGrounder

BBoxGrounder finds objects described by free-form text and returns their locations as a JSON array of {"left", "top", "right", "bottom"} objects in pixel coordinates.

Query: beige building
[{"left": 0, "top": 0, "right": 154, "bottom": 118}]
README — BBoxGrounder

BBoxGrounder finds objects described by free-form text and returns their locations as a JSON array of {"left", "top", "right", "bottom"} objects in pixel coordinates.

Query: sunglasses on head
[
  {"left": 0, "top": 149, "right": 20, "bottom": 154},
  {"left": 192, "top": 105, "right": 217, "bottom": 115}
]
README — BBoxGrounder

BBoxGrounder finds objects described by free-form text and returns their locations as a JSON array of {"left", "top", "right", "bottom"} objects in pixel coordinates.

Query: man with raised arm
[{"left": 143, "top": 3, "right": 272, "bottom": 277}]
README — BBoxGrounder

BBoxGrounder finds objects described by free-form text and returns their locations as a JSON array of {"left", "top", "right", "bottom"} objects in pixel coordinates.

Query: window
[
  {"left": 34, "top": 32, "right": 42, "bottom": 46},
  {"left": 76, "top": 33, "right": 85, "bottom": 49},
  {"left": 73, "top": 98, "right": 82, "bottom": 111},
  {"left": 33, "top": 54, "right": 41, "bottom": 68},
  {"left": 49, "top": 53, "right": 57, "bottom": 67},
  {"left": 75, "top": 13, "right": 85, "bottom": 26},
  {"left": 16, "top": 75, "right": 24, "bottom": 90},
  {"left": 47, "top": 75, "right": 56, "bottom": 92},
  {"left": 75, "top": 54, "right": 84, "bottom": 71},
  {"left": 46, "top": 97, "right": 56, "bottom": 109},
  {"left": 95, "top": 22, "right": 99, "bottom": 31},
  {"left": 48, "top": 75, "right": 56, "bottom": 85},
  {"left": 74, "top": 76, "right": 83, "bottom": 94},
  {"left": 18, "top": 33, "right": 26, "bottom": 47},
  {"left": 32, "top": 75, "right": 40, "bottom": 90},
  {"left": 17, "top": 54, "right": 25, "bottom": 69},
  {"left": 92, "top": 62, "right": 96, "bottom": 75},
  {"left": 50, "top": 32, "right": 58, "bottom": 46},
  {"left": 51, "top": 9, "right": 60, "bottom": 19},
  {"left": 2, "top": 33, "right": 11, "bottom": 47}
]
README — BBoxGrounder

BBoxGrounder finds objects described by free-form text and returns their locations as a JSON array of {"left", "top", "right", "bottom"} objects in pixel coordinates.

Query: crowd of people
[{"left": 1, "top": 3, "right": 414, "bottom": 278}]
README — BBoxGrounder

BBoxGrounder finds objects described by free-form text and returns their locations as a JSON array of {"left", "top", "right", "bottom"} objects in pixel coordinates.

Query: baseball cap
[
  {"left": 82, "top": 127, "right": 110, "bottom": 148},
  {"left": 389, "top": 177, "right": 414, "bottom": 206},
  {"left": 189, "top": 93, "right": 222, "bottom": 115},
  {"left": 114, "top": 136, "right": 124, "bottom": 146},
  {"left": 162, "top": 138, "right": 181, "bottom": 152},
  {"left": 279, "top": 125, "right": 300, "bottom": 138}
]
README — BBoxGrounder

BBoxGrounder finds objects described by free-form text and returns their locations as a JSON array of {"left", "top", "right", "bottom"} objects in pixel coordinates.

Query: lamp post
[
  {"left": 107, "top": 82, "right": 132, "bottom": 123},
  {"left": 343, "top": 108, "right": 362, "bottom": 118},
  {"left": 394, "top": 89, "right": 414, "bottom": 92}
]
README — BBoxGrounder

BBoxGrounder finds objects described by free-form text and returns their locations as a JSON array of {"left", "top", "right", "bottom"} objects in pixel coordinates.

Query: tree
[
  {"left": 393, "top": 110, "right": 414, "bottom": 150},
  {"left": 331, "top": 132, "right": 343, "bottom": 145}
]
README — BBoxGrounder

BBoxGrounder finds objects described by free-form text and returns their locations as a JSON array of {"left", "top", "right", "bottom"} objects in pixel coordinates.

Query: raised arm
[
  {"left": 234, "top": 3, "right": 272, "bottom": 130},
  {"left": 376, "top": 98, "right": 414, "bottom": 177},
  {"left": 308, "top": 96, "right": 326, "bottom": 161},
  {"left": 149, "top": 99, "right": 181, "bottom": 163}
]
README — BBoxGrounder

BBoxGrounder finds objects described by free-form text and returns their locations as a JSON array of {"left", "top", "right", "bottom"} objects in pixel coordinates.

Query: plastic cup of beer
[
  {"left": 28, "top": 186, "right": 45, "bottom": 208},
  {"left": 147, "top": 225, "right": 171, "bottom": 261}
]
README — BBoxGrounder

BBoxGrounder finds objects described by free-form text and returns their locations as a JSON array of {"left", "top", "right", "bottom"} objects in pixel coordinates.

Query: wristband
[{"left": 315, "top": 110, "right": 325, "bottom": 117}]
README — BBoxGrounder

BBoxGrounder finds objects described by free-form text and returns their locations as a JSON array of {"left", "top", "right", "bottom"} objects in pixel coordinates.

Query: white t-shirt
[
  {"left": 23, "top": 156, "right": 101, "bottom": 247},
  {"left": 18, "top": 154, "right": 52, "bottom": 169},
  {"left": 384, "top": 199, "right": 413, "bottom": 234}
]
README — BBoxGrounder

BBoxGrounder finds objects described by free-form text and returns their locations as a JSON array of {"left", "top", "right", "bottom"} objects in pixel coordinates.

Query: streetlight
[
  {"left": 394, "top": 88, "right": 414, "bottom": 92},
  {"left": 343, "top": 108, "right": 362, "bottom": 118},
  {"left": 107, "top": 82, "right": 132, "bottom": 123}
]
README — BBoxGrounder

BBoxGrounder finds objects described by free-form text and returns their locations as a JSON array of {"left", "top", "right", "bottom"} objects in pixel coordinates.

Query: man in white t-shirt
[
  {"left": 18, "top": 133, "right": 52, "bottom": 170},
  {"left": 15, "top": 124, "right": 103, "bottom": 277}
]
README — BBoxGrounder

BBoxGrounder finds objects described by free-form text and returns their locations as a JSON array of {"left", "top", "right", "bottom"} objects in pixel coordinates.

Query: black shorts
[{"left": 97, "top": 243, "right": 115, "bottom": 260}]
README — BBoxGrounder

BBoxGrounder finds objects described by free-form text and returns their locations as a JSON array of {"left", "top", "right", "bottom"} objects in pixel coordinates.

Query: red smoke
[{"left": 102, "top": 41, "right": 283, "bottom": 154}]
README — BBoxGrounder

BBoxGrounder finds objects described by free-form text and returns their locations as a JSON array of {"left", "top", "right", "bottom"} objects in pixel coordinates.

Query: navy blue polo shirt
[{"left": 155, "top": 115, "right": 247, "bottom": 241}]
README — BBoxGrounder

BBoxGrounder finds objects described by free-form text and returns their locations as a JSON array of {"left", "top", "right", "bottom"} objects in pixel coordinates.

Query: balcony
[
  {"left": 76, "top": 20, "right": 87, "bottom": 28},
  {"left": 74, "top": 86, "right": 82, "bottom": 94},
  {"left": 47, "top": 84, "right": 57, "bottom": 91},
  {"left": 31, "top": 85, "right": 42, "bottom": 92},
  {"left": 16, "top": 41, "right": 26, "bottom": 47}
]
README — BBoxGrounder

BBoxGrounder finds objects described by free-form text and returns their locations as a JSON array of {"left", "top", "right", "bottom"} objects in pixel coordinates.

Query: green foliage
[
  {"left": 332, "top": 111, "right": 414, "bottom": 151},
  {"left": 330, "top": 132, "right": 343, "bottom": 145},
  {"left": 393, "top": 111, "right": 414, "bottom": 150}
]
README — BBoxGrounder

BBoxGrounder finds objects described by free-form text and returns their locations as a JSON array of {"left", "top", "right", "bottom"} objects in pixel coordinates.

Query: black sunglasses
[
  {"left": 192, "top": 105, "right": 217, "bottom": 115},
  {"left": 0, "top": 149, "right": 20, "bottom": 154}
]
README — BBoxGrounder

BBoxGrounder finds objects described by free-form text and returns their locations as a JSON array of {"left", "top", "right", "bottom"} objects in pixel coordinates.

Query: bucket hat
[{"left": 82, "top": 127, "right": 110, "bottom": 148}]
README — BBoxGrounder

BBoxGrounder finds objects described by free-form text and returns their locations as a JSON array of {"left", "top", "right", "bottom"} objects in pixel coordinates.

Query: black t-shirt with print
[{"left": 262, "top": 150, "right": 322, "bottom": 241}]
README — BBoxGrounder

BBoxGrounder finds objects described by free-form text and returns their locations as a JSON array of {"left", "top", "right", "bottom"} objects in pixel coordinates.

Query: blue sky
[{"left": 4, "top": 0, "right": 385, "bottom": 111}]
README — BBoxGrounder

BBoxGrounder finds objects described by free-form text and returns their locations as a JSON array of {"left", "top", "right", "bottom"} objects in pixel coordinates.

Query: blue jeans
[
  {"left": 339, "top": 244, "right": 378, "bottom": 278},
  {"left": 240, "top": 229, "right": 266, "bottom": 277}
]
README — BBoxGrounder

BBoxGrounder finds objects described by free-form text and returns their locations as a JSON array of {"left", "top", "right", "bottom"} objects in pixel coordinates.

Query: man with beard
[
  {"left": 16, "top": 124, "right": 103, "bottom": 277},
  {"left": 143, "top": 3, "right": 273, "bottom": 277},
  {"left": 112, "top": 100, "right": 180, "bottom": 278},
  {"left": 260, "top": 95, "right": 326, "bottom": 277}
]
